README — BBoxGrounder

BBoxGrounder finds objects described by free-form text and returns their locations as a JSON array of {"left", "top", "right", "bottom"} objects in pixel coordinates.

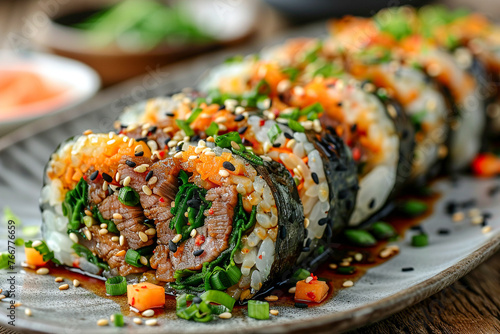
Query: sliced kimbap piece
[{"left": 40, "top": 131, "right": 304, "bottom": 301}]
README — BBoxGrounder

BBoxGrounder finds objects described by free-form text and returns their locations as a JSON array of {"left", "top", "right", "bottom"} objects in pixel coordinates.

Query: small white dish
[{"left": 0, "top": 50, "right": 100, "bottom": 136}]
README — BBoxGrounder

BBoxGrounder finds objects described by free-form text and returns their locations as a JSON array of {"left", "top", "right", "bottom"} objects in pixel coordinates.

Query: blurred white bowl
[{"left": 0, "top": 51, "right": 100, "bottom": 136}]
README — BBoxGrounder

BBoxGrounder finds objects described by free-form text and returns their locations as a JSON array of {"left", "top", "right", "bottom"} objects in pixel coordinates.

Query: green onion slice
[
  {"left": 200, "top": 290, "right": 236, "bottom": 312},
  {"left": 288, "top": 120, "right": 305, "bottom": 133},
  {"left": 118, "top": 186, "right": 140, "bottom": 206},
  {"left": 291, "top": 268, "right": 310, "bottom": 282},
  {"left": 247, "top": 300, "right": 270, "bottom": 320},
  {"left": 125, "top": 249, "right": 143, "bottom": 268},
  {"left": 113, "top": 313, "right": 124, "bottom": 327},
  {"left": 267, "top": 124, "right": 282, "bottom": 144},
  {"left": 105, "top": 276, "right": 127, "bottom": 296},
  {"left": 206, "top": 122, "right": 219, "bottom": 136}
]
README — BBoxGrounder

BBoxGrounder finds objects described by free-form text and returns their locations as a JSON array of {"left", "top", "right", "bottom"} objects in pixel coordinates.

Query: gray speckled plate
[{"left": 0, "top": 23, "right": 500, "bottom": 334}]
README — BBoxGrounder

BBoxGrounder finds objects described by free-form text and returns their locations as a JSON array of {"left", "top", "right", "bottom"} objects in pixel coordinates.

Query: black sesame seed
[
  {"left": 280, "top": 226, "right": 287, "bottom": 239},
  {"left": 149, "top": 126, "right": 157, "bottom": 133},
  {"left": 483, "top": 212, "right": 493, "bottom": 219},
  {"left": 337, "top": 102, "right": 343, "bottom": 107},
  {"left": 223, "top": 161, "right": 236, "bottom": 172},
  {"left": 238, "top": 126, "right": 248, "bottom": 135},
  {"left": 193, "top": 249, "right": 204, "bottom": 256},
  {"left": 193, "top": 296, "right": 202, "bottom": 304},
  {"left": 295, "top": 302, "right": 308, "bottom": 308},
  {"left": 192, "top": 135, "right": 200, "bottom": 142},
  {"left": 304, "top": 228, "right": 308, "bottom": 238},
  {"left": 284, "top": 132, "right": 293, "bottom": 139},
  {"left": 438, "top": 228, "right": 450, "bottom": 235},
  {"left": 135, "top": 151, "right": 144, "bottom": 157},
  {"left": 234, "top": 114, "right": 245, "bottom": 122},
  {"left": 401, "top": 267, "right": 414, "bottom": 272},
  {"left": 164, "top": 137, "right": 171, "bottom": 145},
  {"left": 350, "top": 124, "right": 357, "bottom": 132},
  {"left": 169, "top": 240, "right": 178, "bottom": 252},
  {"left": 311, "top": 172, "right": 319, "bottom": 184},
  {"left": 126, "top": 160, "right": 137, "bottom": 168},
  {"left": 2, "top": 290, "right": 10, "bottom": 298},
  {"left": 325, "top": 224, "right": 333, "bottom": 238},
  {"left": 165, "top": 112, "right": 175, "bottom": 117},
  {"left": 368, "top": 198, "right": 376, "bottom": 209},
  {"left": 302, "top": 247, "right": 311, "bottom": 252},
  {"left": 144, "top": 219, "right": 155, "bottom": 225},
  {"left": 145, "top": 171, "right": 154, "bottom": 182},
  {"left": 481, "top": 220, "right": 488, "bottom": 227},
  {"left": 273, "top": 143, "right": 281, "bottom": 148},
  {"left": 120, "top": 124, "right": 128, "bottom": 129},
  {"left": 218, "top": 105, "right": 225, "bottom": 111},
  {"left": 410, "top": 225, "right": 423, "bottom": 231},
  {"left": 305, "top": 238, "right": 312, "bottom": 247},
  {"left": 90, "top": 171, "right": 99, "bottom": 181},
  {"left": 318, "top": 218, "right": 329, "bottom": 226},
  {"left": 488, "top": 185, "right": 500, "bottom": 197},
  {"left": 176, "top": 145, "right": 183, "bottom": 152},
  {"left": 445, "top": 201, "right": 458, "bottom": 215},
  {"left": 136, "top": 137, "right": 148, "bottom": 142},
  {"left": 102, "top": 173, "right": 113, "bottom": 183},
  {"left": 461, "top": 199, "right": 476, "bottom": 209}
]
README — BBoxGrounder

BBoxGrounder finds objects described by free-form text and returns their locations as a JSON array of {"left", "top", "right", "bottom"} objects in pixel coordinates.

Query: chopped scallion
[
  {"left": 125, "top": 249, "right": 143, "bottom": 267},
  {"left": 248, "top": 300, "right": 269, "bottom": 320},
  {"left": 105, "top": 276, "right": 127, "bottom": 296}
]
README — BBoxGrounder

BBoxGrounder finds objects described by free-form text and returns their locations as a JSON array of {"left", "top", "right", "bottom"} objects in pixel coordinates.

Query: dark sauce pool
[{"left": 25, "top": 189, "right": 440, "bottom": 317}]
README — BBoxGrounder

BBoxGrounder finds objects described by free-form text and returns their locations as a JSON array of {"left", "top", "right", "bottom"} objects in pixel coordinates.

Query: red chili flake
[
  {"left": 195, "top": 235, "right": 205, "bottom": 246},
  {"left": 259, "top": 119, "right": 266, "bottom": 127},
  {"left": 131, "top": 297, "right": 135, "bottom": 306},
  {"left": 258, "top": 255, "right": 263, "bottom": 260},
  {"left": 352, "top": 147, "right": 361, "bottom": 161},
  {"left": 83, "top": 175, "right": 87, "bottom": 181},
  {"left": 135, "top": 289, "right": 139, "bottom": 292},
  {"left": 208, "top": 208, "right": 214, "bottom": 215},
  {"left": 159, "top": 197, "right": 165, "bottom": 203},
  {"left": 159, "top": 151, "right": 166, "bottom": 158},
  {"left": 72, "top": 259, "right": 80, "bottom": 268},
  {"left": 306, "top": 291, "right": 316, "bottom": 300}
]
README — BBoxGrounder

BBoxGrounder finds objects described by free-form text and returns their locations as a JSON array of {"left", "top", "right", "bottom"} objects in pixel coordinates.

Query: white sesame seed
[
  {"left": 198, "top": 140, "right": 206, "bottom": 147},
  {"left": 168, "top": 140, "right": 178, "bottom": 148},
  {"left": 329, "top": 263, "right": 338, "bottom": 270},
  {"left": 119, "top": 235, "right": 125, "bottom": 246},
  {"left": 115, "top": 172, "right": 121, "bottom": 182},
  {"left": 142, "top": 185, "right": 152, "bottom": 195},
  {"left": 100, "top": 223, "right": 108, "bottom": 229},
  {"left": 36, "top": 268, "right": 49, "bottom": 275},
  {"left": 194, "top": 146, "right": 204, "bottom": 154},
  {"left": 190, "top": 229, "right": 197, "bottom": 238},
  {"left": 140, "top": 256, "right": 148, "bottom": 266},
  {"left": 260, "top": 155, "right": 272, "bottom": 162},
  {"left": 134, "top": 145, "right": 143, "bottom": 154},
  {"left": 277, "top": 79, "right": 291, "bottom": 93},
  {"left": 97, "top": 319, "right": 108, "bottom": 326},
  {"left": 134, "top": 165, "right": 147, "bottom": 173},
  {"left": 25, "top": 308, "right": 32, "bottom": 316},
  {"left": 173, "top": 234, "right": 182, "bottom": 243},
  {"left": 263, "top": 141, "right": 271, "bottom": 153},
  {"left": 128, "top": 138, "right": 135, "bottom": 147},
  {"left": 354, "top": 253, "right": 363, "bottom": 262},
  {"left": 84, "top": 210, "right": 93, "bottom": 217},
  {"left": 301, "top": 121, "right": 313, "bottom": 130},
  {"left": 270, "top": 309, "right": 279, "bottom": 316},
  {"left": 145, "top": 228, "right": 156, "bottom": 236},
  {"left": 235, "top": 106, "right": 245, "bottom": 114},
  {"left": 215, "top": 116, "right": 227, "bottom": 123},
  {"left": 139, "top": 232, "right": 148, "bottom": 242},
  {"left": 147, "top": 140, "right": 158, "bottom": 152},
  {"left": 110, "top": 314, "right": 115, "bottom": 322},
  {"left": 113, "top": 213, "right": 123, "bottom": 220},
  {"left": 482, "top": 226, "right": 492, "bottom": 234},
  {"left": 265, "top": 295, "right": 278, "bottom": 302},
  {"left": 293, "top": 86, "right": 305, "bottom": 96},
  {"left": 102, "top": 181, "right": 108, "bottom": 191},
  {"left": 286, "top": 139, "right": 296, "bottom": 149},
  {"left": 188, "top": 155, "right": 198, "bottom": 160},
  {"left": 452, "top": 211, "right": 465, "bottom": 222},
  {"left": 343, "top": 280, "right": 354, "bottom": 287},
  {"left": 305, "top": 276, "right": 313, "bottom": 283},
  {"left": 0, "top": 295, "right": 5, "bottom": 300},
  {"left": 99, "top": 229, "right": 108, "bottom": 235},
  {"left": 230, "top": 141, "right": 240, "bottom": 150},
  {"left": 303, "top": 218, "right": 310, "bottom": 229},
  {"left": 73, "top": 279, "right": 80, "bottom": 287},
  {"left": 288, "top": 287, "right": 296, "bottom": 294},
  {"left": 142, "top": 309, "right": 154, "bottom": 317},
  {"left": 123, "top": 176, "right": 131, "bottom": 187},
  {"left": 111, "top": 236, "right": 119, "bottom": 242},
  {"left": 83, "top": 129, "right": 93, "bottom": 135},
  {"left": 31, "top": 240, "right": 42, "bottom": 248},
  {"left": 205, "top": 151, "right": 216, "bottom": 156},
  {"left": 55, "top": 277, "right": 64, "bottom": 282},
  {"left": 219, "top": 170, "right": 230, "bottom": 177},
  {"left": 379, "top": 249, "right": 392, "bottom": 258},
  {"left": 59, "top": 284, "right": 69, "bottom": 290},
  {"left": 133, "top": 317, "right": 142, "bottom": 325},
  {"left": 471, "top": 216, "right": 483, "bottom": 225},
  {"left": 219, "top": 312, "right": 232, "bottom": 319},
  {"left": 145, "top": 319, "right": 158, "bottom": 326},
  {"left": 107, "top": 139, "right": 116, "bottom": 145}
]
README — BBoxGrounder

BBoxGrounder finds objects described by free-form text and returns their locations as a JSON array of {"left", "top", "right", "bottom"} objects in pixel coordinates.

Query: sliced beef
[
  {"left": 82, "top": 225, "right": 146, "bottom": 277},
  {"left": 168, "top": 185, "right": 238, "bottom": 272},
  {"left": 98, "top": 193, "right": 153, "bottom": 249},
  {"left": 87, "top": 169, "right": 107, "bottom": 205},
  {"left": 149, "top": 244, "right": 175, "bottom": 282}
]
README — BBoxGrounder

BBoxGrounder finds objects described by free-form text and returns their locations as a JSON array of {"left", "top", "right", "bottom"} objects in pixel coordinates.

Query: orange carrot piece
[
  {"left": 24, "top": 247, "right": 47, "bottom": 266},
  {"left": 294, "top": 279, "right": 329, "bottom": 303},
  {"left": 127, "top": 282, "right": 165, "bottom": 312}
]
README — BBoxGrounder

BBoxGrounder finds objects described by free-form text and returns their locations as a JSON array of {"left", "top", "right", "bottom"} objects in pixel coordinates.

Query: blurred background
[{"left": 0, "top": 0, "right": 498, "bottom": 135}]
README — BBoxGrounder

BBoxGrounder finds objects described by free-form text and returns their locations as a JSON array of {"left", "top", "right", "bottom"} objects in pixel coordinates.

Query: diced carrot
[
  {"left": 294, "top": 279, "right": 329, "bottom": 303},
  {"left": 472, "top": 153, "right": 500, "bottom": 177},
  {"left": 127, "top": 282, "right": 165, "bottom": 312},
  {"left": 24, "top": 247, "right": 47, "bottom": 266}
]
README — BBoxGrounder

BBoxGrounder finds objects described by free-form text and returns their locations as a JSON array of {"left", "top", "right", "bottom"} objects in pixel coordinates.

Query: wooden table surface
[{"left": 0, "top": 0, "right": 499, "bottom": 333}]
